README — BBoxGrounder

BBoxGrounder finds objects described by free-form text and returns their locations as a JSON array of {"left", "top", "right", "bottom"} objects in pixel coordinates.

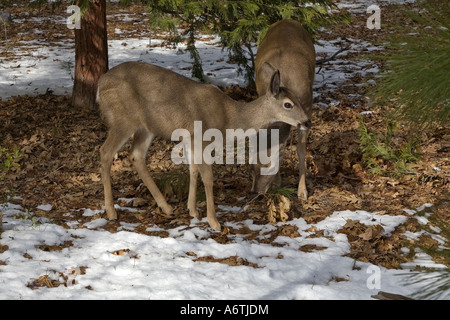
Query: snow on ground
[
  {"left": 335, "top": 0, "right": 416, "bottom": 13},
  {"left": 0, "top": 0, "right": 417, "bottom": 101},
  {"left": 0, "top": 0, "right": 385, "bottom": 104},
  {"left": 0, "top": 201, "right": 447, "bottom": 300},
  {"left": 0, "top": 34, "right": 381, "bottom": 103},
  {"left": 2, "top": 0, "right": 448, "bottom": 301}
]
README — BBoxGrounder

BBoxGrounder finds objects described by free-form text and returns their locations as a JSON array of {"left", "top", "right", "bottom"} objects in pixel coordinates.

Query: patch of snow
[
  {"left": 36, "top": 204, "right": 52, "bottom": 211},
  {"left": 1, "top": 202, "right": 447, "bottom": 300}
]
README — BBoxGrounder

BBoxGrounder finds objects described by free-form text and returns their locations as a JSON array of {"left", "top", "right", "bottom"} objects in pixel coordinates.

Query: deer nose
[{"left": 298, "top": 120, "right": 311, "bottom": 131}]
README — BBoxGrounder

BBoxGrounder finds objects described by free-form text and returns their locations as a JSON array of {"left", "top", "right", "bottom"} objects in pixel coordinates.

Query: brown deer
[
  {"left": 253, "top": 20, "right": 316, "bottom": 200},
  {"left": 97, "top": 62, "right": 311, "bottom": 230}
]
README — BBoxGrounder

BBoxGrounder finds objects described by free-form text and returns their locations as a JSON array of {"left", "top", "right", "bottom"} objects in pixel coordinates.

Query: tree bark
[{"left": 72, "top": 0, "right": 108, "bottom": 110}]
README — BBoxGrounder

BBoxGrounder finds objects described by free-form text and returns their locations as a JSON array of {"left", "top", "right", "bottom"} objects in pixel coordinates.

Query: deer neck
[{"left": 224, "top": 96, "right": 272, "bottom": 131}]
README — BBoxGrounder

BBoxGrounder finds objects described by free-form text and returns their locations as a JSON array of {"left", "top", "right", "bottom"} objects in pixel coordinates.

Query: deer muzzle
[{"left": 298, "top": 120, "right": 312, "bottom": 131}]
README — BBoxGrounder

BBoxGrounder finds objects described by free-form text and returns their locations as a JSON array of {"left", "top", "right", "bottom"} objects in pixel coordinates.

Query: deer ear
[
  {"left": 258, "top": 62, "right": 277, "bottom": 94},
  {"left": 269, "top": 69, "right": 281, "bottom": 96}
]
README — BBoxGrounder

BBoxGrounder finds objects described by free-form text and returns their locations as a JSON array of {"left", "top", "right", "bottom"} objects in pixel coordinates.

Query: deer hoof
[
  {"left": 208, "top": 218, "right": 221, "bottom": 231},
  {"left": 189, "top": 208, "right": 201, "bottom": 219},
  {"left": 297, "top": 188, "right": 308, "bottom": 201},
  {"left": 163, "top": 205, "right": 175, "bottom": 217},
  {"left": 106, "top": 208, "right": 118, "bottom": 220}
]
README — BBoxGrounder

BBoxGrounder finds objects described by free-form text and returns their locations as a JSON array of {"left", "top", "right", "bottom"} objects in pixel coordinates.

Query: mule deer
[
  {"left": 253, "top": 20, "right": 316, "bottom": 200},
  {"left": 97, "top": 62, "right": 310, "bottom": 230}
]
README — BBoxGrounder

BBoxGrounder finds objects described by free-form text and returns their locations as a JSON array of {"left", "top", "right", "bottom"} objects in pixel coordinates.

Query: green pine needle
[{"left": 370, "top": 0, "right": 450, "bottom": 129}]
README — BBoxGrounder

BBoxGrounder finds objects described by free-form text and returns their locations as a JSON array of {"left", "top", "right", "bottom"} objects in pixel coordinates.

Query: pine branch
[
  {"left": 147, "top": 0, "right": 349, "bottom": 84},
  {"left": 369, "top": 0, "right": 450, "bottom": 129}
]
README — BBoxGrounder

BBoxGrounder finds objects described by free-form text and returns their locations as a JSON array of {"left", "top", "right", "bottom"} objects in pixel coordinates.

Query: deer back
[
  {"left": 97, "top": 62, "right": 234, "bottom": 140},
  {"left": 255, "top": 20, "right": 315, "bottom": 116}
]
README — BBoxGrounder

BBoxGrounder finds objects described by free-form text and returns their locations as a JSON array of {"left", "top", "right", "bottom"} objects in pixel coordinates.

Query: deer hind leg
[
  {"left": 252, "top": 164, "right": 274, "bottom": 194},
  {"left": 252, "top": 129, "right": 278, "bottom": 194},
  {"left": 198, "top": 163, "right": 220, "bottom": 231},
  {"left": 297, "top": 128, "right": 310, "bottom": 201},
  {"left": 187, "top": 163, "right": 201, "bottom": 219},
  {"left": 100, "top": 127, "right": 134, "bottom": 220},
  {"left": 129, "top": 127, "right": 174, "bottom": 217},
  {"left": 252, "top": 123, "right": 290, "bottom": 194}
]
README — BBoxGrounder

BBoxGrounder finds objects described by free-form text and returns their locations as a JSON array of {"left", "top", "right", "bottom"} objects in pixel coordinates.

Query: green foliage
[
  {"left": 358, "top": 116, "right": 420, "bottom": 178},
  {"left": 369, "top": 0, "right": 449, "bottom": 129},
  {"left": 0, "top": 146, "right": 22, "bottom": 182},
  {"left": 405, "top": 268, "right": 450, "bottom": 300},
  {"left": 0, "top": 146, "right": 22, "bottom": 202},
  {"left": 27, "top": 0, "right": 92, "bottom": 14},
  {"left": 147, "top": 0, "right": 349, "bottom": 84},
  {"left": 79, "top": 0, "right": 99, "bottom": 15},
  {"left": 155, "top": 169, "right": 191, "bottom": 201},
  {"left": 13, "top": 209, "right": 42, "bottom": 228},
  {"left": 402, "top": 202, "right": 450, "bottom": 300},
  {"left": 267, "top": 185, "right": 296, "bottom": 200}
]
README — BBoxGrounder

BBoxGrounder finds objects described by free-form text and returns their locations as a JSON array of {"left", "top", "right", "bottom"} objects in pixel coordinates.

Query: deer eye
[{"left": 284, "top": 102, "right": 293, "bottom": 109}]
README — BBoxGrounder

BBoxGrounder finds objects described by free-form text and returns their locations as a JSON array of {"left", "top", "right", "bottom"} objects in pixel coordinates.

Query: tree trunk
[{"left": 72, "top": 0, "right": 108, "bottom": 110}]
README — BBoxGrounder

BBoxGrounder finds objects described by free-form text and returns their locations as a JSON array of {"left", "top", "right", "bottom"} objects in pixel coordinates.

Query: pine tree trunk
[{"left": 72, "top": 0, "right": 108, "bottom": 110}]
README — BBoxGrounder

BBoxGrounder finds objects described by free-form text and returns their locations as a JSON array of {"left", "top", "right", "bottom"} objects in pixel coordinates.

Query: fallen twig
[
  {"left": 371, "top": 291, "right": 414, "bottom": 300},
  {"left": 316, "top": 44, "right": 352, "bottom": 73}
]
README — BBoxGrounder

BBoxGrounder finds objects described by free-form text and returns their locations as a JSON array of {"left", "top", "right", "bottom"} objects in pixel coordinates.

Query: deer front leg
[
  {"left": 130, "top": 129, "right": 174, "bottom": 217},
  {"left": 297, "top": 128, "right": 309, "bottom": 201},
  {"left": 198, "top": 163, "right": 220, "bottom": 231},
  {"left": 100, "top": 129, "right": 131, "bottom": 220},
  {"left": 101, "top": 157, "right": 117, "bottom": 220},
  {"left": 187, "top": 163, "right": 201, "bottom": 219}
]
